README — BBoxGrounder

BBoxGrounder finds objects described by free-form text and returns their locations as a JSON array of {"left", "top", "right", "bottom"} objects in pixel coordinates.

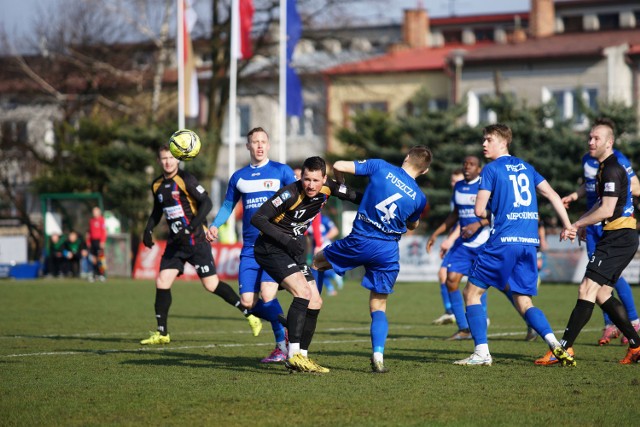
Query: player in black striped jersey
[
  {"left": 251, "top": 156, "right": 361, "bottom": 372},
  {"left": 139, "top": 145, "right": 262, "bottom": 345}
]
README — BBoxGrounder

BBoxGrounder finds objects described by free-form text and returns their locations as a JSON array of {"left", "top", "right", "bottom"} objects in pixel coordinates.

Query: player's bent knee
[
  {"left": 240, "top": 293, "right": 258, "bottom": 308},
  {"left": 201, "top": 275, "right": 220, "bottom": 293},
  {"left": 309, "top": 295, "right": 323, "bottom": 310}
]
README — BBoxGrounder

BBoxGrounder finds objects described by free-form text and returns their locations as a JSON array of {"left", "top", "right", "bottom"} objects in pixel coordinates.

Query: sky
[{"left": 0, "top": 0, "right": 531, "bottom": 48}]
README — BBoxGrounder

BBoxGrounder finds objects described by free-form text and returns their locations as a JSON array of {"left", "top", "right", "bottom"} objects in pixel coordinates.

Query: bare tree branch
[{"left": 11, "top": 55, "right": 67, "bottom": 102}]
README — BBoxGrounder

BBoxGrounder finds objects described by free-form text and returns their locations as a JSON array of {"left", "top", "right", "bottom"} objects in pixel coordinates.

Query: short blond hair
[
  {"left": 406, "top": 146, "right": 432, "bottom": 171},
  {"left": 483, "top": 123, "right": 512, "bottom": 146}
]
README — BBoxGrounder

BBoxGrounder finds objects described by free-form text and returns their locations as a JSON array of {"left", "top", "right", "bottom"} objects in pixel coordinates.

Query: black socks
[{"left": 155, "top": 288, "right": 172, "bottom": 335}]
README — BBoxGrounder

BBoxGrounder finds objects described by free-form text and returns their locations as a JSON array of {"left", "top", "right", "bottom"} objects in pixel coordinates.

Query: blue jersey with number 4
[
  {"left": 480, "top": 155, "right": 543, "bottom": 246},
  {"left": 350, "top": 159, "right": 427, "bottom": 241}
]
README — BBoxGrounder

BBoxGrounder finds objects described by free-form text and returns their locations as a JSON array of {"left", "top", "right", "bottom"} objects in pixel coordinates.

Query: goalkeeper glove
[{"left": 142, "top": 229, "right": 154, "bottom": 248}]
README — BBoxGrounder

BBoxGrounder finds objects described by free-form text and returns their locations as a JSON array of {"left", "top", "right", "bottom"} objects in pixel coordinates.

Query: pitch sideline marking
[{"left": 0, "top": 327, "right": 601, "bottom": 359}]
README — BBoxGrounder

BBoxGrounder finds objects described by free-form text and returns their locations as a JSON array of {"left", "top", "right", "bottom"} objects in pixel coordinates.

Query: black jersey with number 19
[{"left": 150, "top": 170, "right": 211, "bottom": 246}]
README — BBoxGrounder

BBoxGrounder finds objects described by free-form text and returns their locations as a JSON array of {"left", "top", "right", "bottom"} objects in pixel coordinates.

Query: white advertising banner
[{"left": 397, "top": 234, "right": 640, "bottom": 284}]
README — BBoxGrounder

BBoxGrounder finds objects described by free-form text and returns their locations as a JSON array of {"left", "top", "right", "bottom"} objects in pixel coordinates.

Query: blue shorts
[
  {"left": 441, "top": 246, "right": 453, "bottom": 269},
  {"left": 468, "top": 244, "right": 539, "bottom": 296},
  {"left": 445, "top": 240, "right": 483, "bottom": 276},
  {"left": 237, "top": 255, "right": 276, "bottom": 295},
  {"left": 323, "top": 234, "right": 399, "bottom": 294},
  {"left": 586, "top": 224, "right": 603, "bottom": 258}
]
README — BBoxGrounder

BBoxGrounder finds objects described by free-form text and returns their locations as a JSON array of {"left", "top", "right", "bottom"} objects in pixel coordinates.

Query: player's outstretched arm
[
  {"left": 426, "top": 212, "right": 459, "bottom": 254},
  {"left": 474, "top": 189, "right": 491, "bottom": 219},
  {"left": 561, "top": 183, "right": 586, "bottom": 208},
  {"left": 631, "top": 175, "right": 640, "bottom": 198},
  {"left": 333, "top": 160, "right": 356, "bottom": 176},
  {"left": 537, "top": 180, "right": 576, "bottom": 242}
]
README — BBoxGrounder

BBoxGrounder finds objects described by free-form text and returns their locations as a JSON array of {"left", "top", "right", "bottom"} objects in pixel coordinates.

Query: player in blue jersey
[
  {"left": 206, "top": 127, "right": 296, "bottom": 363},
  {"left": 455, "top": 124, "right": 577, "bottom": 366},
  {"left": 427, "top": 156, "right": 491, "bottom": 340},
  {"left": 313, "top": 146, "right": 431, "bottom": 373},
  {"left": 559, "top": 136, "right": 640, "bottom": 347},
  {"left": 537, "top": 118, "right": 640, "bottom": 365},
  {"left": 432, "top": 169, "right": 464, "bottom": 326}
]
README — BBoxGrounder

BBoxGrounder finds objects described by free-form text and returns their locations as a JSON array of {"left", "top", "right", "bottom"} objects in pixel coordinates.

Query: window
[
  {"left": 238, "top": 105, "right": 251, "bottom": 137},
  {"left": 474, "top": 28, "right": 494, "bottom": 42},
  {"left": 405, "top": 99, "right": 448, "bottom": 116},
  {"left": 573, "top": 88, "right": 598, "bottom": 127},
  {"left": 132, "top": 52, "right": 153, "bottom": 68},
  {"left": 542, "top": 87, "right": 598, "bottom": 128},
  {"left": 598, "top": 13, "right": 620, "bottom": 30},
  {"left": 466, "top": 92, "right": 496, "bottom": 127},
  {"left": 288, "top": 105, "right": 322, "bottom": 136},
  {"left": 0, "top": 121, "right": 28, "bottom": 148},
  {"left": 562, "top": 16, "right": 583, "bottom": 32},
  {"left": 442, "top": 30, "right": 462, "bottom": 44},
  {"left": 222, "top": 105, "right": 251, "bottom": 144},
  {"left": 343, "top": 101, "right": 387, "bottom": 128}
]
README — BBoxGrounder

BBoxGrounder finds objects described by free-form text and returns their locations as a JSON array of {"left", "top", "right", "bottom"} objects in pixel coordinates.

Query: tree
[
  {"left": 203, "top": 0, "right": 387, "bottom": 179},
  {"left": 0, "top": 0, "right": 388, "bottom": 258},
  {"left": 334, "top": 88, "right": 640, "bottom": 230},
  {"left": 0, "top": 0, "right": 177, "bottom": 256}
]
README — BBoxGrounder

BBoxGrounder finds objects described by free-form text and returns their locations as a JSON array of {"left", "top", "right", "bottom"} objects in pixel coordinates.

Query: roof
[
  {"left": 323, "top": 44, "right": 483, "bottom": 76},
  {"left": 430, "top": 12, "right": 529, "bottom": 27},
  {"left": 628, "top": 44, "right": 640, "bottom": 56},
  {"left": 462, "top": 29, "right": 640, "bottom": 63}
]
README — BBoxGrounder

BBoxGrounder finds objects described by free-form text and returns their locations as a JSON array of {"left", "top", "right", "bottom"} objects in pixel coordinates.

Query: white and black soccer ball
[{"left": 168, "top": 129, "right": 201, "bottom": 161}]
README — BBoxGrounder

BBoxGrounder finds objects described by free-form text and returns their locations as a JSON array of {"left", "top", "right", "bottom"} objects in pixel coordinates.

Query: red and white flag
[
  {"left": 235, "top": 0, "right": 254, "bottom": 59},
  {"left": 182, "top": 0, "right": 199, "bottom": 119}
]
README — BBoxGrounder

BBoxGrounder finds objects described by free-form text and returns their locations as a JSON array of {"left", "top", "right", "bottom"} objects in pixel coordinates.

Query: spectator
[
  {"left": 64, "top": 230, "right": 86, "bottom": 278},
  {"left": 88, "top": 207, "right": 107, "bottom": 282},
  {"left": 80, "top": 231, "right": 93, "bottom": 279},
  {"left": 48, "top": 233, "right": 66, "bottom": 278}
]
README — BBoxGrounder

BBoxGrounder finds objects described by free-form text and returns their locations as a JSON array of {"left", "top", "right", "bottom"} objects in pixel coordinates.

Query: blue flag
[{"left": 286, "top": 0, "right": 303, "bottom": 117}]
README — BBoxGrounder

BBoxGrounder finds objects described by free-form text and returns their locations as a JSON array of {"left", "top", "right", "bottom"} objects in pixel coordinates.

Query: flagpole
[
  {"left": 278, "top": 0, "right": 287, "bottom": 163},
  {"left": 177, "top": 0, "right": 185, "bottom": 129},
  {"left": 228, "top": 0, "right": 240, "bottom": 231}
]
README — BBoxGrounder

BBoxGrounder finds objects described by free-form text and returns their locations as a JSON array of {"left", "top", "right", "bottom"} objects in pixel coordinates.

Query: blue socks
[
  {"left": 448, "top": 290, "right": 469, "bottom": 329},
  {"left": 466, "top": 304, "right": 487, "bottom": 345},
  {"left": 370, "top": 310, "right": 388, "bottom": 354},
  {"left": 524, "top": 306, "right": 553, "bottom": 337},
  {"left": 440, "top": 283, "right": 452, "bottom": 314},
  {"left": 251, "top": 298, "right": 286, "bottom": 342}
]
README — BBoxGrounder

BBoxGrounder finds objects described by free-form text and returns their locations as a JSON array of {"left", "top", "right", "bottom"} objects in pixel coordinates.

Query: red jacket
[{"left": 89, "top": 216, "right": 107, "bottom": 243}]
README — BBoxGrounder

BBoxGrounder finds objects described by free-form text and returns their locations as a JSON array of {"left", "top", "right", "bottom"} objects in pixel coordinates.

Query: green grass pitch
[{"left": 1, "top": 277, "right": 640, "bottom": 426}]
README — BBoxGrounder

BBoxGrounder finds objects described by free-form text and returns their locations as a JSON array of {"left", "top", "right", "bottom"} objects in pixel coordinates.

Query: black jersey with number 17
[{"left": 252, "top": 179, "right": 360, "bottom": 239}]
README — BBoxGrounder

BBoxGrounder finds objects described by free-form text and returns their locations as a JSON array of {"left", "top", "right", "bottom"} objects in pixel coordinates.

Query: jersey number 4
[
  {"left": 376, "top": 193, "right": 402, "bottom": 223},
  {"left": 508, "top": 173, "right": 532, "bottom": 208}
]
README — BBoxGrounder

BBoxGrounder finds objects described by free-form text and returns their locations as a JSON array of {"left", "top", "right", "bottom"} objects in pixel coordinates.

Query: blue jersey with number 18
[
  {"left": 350, "top": 159, "right": 427, "bottom": 241},
  {"left": 480, "top": 155, "right": 544, "bottom": 246}
]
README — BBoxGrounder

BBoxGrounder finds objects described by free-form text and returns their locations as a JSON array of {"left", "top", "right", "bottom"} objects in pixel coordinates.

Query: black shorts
[
  {"left": 90, "top": 240, "right": 102, "bottom": 257},
  {"left": 254, "top": 235, "right": 313, "bottom": 285},
  {"left": 585, "top": 228, "right": 639, "bottom": 286},
  {"left": 160, "top": 242, "right": 217, "bottom": 278}
]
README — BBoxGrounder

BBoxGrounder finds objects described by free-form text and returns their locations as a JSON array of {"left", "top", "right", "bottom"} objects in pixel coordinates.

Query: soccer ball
[{"left": 169, "top": 129, "right": 201, "bottom": 161}]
